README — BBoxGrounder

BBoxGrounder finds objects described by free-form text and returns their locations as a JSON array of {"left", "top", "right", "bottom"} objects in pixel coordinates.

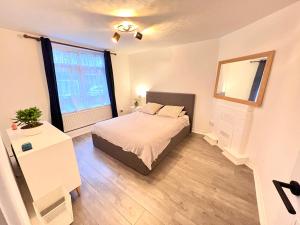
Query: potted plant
[{"left": 13, "top": 107, "right": 43, "bottom": 136}]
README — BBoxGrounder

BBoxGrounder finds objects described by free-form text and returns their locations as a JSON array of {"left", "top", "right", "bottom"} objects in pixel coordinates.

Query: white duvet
[{"left": 92, "top": 112, "right": 189, "bottom": 170}]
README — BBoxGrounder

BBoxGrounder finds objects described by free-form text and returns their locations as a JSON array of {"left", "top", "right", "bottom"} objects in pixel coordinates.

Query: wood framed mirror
[{"left": 214, "top": 51, "right": 275, "bottom": 106}]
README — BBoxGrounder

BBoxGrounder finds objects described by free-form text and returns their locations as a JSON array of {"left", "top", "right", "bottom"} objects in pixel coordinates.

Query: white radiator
[{"left": 62, "top": 105, "right": 112, "bottom": 132}]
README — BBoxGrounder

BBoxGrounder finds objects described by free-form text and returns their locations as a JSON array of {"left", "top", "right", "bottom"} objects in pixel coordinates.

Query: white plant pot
[{"left": 21, "top": 124, "right": 44, "bottom": 136}]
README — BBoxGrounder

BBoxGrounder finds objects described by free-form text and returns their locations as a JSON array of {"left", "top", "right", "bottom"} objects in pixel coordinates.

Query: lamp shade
[{"left": 134, "top": 32, "right": 143, "bottom": 40}]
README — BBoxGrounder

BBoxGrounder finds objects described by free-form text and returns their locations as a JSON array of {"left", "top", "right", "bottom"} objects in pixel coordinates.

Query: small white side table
[{"left": 7, "top": 121, "right": 81, "bottom": 201}]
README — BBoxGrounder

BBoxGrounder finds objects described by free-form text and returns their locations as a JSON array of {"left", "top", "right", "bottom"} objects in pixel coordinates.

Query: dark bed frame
[{"left": 92, "top": 91, "right": 195, "bottom": 175}]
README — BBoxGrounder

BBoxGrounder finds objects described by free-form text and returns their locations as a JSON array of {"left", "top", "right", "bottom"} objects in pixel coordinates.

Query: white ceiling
[{"left": 0, "top": 0, "right": 297, "bottom": 53}]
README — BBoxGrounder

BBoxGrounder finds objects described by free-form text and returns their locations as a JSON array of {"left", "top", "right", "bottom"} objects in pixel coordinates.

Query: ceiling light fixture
[
  {"left": 112, "top": 21, "right": 143, "bottom": 43},
  {"left": 116, "top": 21, "right": 137, "bottom": 32},
  {"left": 112, "top": 32, "right": 120, "bottom": 43}
]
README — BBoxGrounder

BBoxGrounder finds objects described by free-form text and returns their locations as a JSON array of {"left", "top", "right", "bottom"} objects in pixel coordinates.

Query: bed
[{"left": 92, "top": 91, "right": 195, "bottom": 175}]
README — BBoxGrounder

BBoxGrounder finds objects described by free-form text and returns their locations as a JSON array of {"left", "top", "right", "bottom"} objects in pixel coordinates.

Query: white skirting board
[
  {"left": 245, "top": 160, "right": 254, "bottom": 170},
  {"left": 221, "top": 147, "right": 249, "bottom": 165},
  {"left": 66, "top": 125, "right": 93, "bottom": 138},
  {"left": 203, "top": 133, "right": 218, "bottom": 146},
  {"left": 191, "top": 129, "right": 207, "bottom": 136}
]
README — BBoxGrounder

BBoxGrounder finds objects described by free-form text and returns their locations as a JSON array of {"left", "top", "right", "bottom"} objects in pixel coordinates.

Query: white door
[{"left": 275, "top": 151, "right": 300, "bottom": 225}]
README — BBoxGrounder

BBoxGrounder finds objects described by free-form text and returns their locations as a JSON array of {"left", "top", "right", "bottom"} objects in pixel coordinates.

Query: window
[{"left": 52, "top": 45, "right": 110, "bottom": 114}]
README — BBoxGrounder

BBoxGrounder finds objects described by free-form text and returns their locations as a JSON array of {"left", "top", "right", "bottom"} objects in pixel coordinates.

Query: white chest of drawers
[{"left": 7, "top": 121, "right": 81, "bottom": 201}]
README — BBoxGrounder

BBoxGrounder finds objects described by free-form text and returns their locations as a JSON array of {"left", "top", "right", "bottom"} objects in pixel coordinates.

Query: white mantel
[{"left": 204, "top": 99, "right": 254, "bottom": 166}]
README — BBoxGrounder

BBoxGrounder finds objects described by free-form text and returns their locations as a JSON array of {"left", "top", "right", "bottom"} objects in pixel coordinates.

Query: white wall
[
  {"left": 129, "top": 39, "right": 219, "bottom": 133},
  {"left": 218, "top": 2, "right": 300, "bottom": 225},
  {"left": 112, "top": 53, "right": 131, "bottom": 113},
  {"left": 0, "top": 28, "right": 50, "bottom": 147},
  {"left": 0, "top": 28, "right": 131, "bottom": 144}
]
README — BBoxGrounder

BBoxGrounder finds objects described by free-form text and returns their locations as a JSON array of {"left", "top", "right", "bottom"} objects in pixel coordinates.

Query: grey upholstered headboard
[{"left": 146, "top": 91, "right": 196, "bottom": 127}]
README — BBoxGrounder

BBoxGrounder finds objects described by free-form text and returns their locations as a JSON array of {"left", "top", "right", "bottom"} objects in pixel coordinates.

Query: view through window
[{"left": 52, "top": 45, "right": 110, "bottom": 114}]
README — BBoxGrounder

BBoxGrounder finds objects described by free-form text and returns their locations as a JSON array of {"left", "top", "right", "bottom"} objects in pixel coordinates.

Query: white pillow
[
  {"left": 140, "top": 102, "right": 163, "bottom": 115},
  {"left": 179, "top": 110, "right": 186, "bottom": 117},
  {"left": 157, "top": 105, "right": 184, "bottom": 118}
]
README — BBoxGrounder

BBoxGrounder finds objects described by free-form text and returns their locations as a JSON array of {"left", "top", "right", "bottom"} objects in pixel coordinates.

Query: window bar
[{"left": 23, "top": 34, "right": 117, "bottom": 56}]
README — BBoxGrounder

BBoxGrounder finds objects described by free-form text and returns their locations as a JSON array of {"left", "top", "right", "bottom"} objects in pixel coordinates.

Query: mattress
[{"left": 92, "top": 112, "right": 189, "bottom": 169}]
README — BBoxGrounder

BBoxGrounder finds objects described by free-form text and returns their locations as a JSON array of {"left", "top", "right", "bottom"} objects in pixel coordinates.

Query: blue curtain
[
  {"left": 40, "top": 37, "right": 64, "bottom": 131},
  {"left": 104, "top": 51, "right": 118, "bottom": 117}
]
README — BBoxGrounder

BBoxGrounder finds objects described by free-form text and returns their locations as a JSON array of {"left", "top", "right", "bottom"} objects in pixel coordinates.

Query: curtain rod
[
  {"left": 23, "top": 34, "right": 117, "bottom": 56},
  {"left": 250, "top": 59, "right": 267, "bottom": 63}
]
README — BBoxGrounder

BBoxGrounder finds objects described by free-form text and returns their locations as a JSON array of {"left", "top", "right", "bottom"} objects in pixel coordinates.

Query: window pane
[{"left": 52, "top": 46, "right": 110, "bottom": 114}]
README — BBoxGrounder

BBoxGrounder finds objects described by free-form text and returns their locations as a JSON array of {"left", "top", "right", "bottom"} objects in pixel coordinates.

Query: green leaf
[{"left": 13, "top": 106, "right": 42, "bottom": 127}]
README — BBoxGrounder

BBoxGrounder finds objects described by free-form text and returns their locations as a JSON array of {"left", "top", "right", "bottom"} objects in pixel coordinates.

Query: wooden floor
[{"left": 71, "top": 133, "right": 259, "bottom": 225}]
